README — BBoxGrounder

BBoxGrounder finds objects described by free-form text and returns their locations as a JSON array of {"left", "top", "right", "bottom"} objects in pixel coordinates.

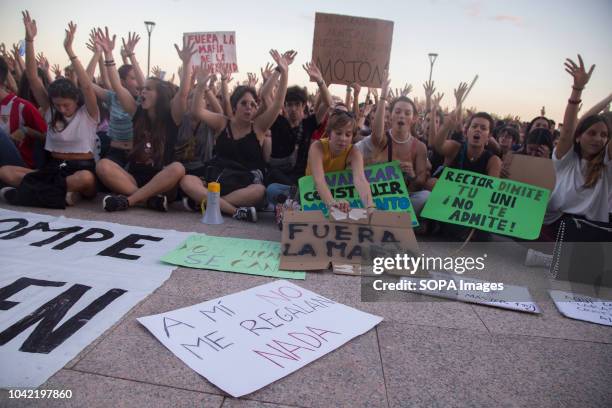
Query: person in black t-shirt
[{"left": 265, "top": 62, "right": 332, "bottom": 205}]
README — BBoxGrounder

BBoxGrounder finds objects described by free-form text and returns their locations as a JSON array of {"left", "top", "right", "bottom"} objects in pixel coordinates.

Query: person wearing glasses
[
  {"left": 306, "top": 109, "right": 375, "bottom": 215},
  {"left": 180, "top": 50, "right": 290, "bottom": 222}
]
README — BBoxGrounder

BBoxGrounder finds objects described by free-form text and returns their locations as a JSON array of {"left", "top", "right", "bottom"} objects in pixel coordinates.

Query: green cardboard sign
[
  {"left": 298, "top": 161, "right": 419, "bottom": 227},
  {"left": 161, "top": 235, "right": 306, "bottom": 280},
  {"left": 421, "top": 167, "right": 550, "bottom": 239}
]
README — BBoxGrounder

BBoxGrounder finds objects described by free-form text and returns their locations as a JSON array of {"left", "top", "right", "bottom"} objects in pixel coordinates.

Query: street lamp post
[
  {"left": 144, "top": 21, "right": 156, "bottom": 78},
  {"left": 428, "top": 53, "right": 438, "bottom": 82}
]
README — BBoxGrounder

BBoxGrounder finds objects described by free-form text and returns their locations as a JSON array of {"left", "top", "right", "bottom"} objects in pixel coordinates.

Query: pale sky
[{"left": 1, "top": 0, "right": 611, "bottom": 123}]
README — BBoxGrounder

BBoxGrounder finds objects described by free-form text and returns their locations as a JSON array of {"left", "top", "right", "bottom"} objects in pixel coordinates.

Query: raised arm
[
  {"left": 556, "top": 54, "right": 595, "bottom": 159},
  {"left": 10, "top": 44, "right": 24, "bottom": 81},
  {"left": 259, "top": 67, "right": 279, "bottom": 109},
  {"left": 253, "top": 49, "right": 288, "bottom": 134},
  {"left": 22, "top": 10, "right": 49, "bottom": 112},
  {"left": 64, "top": 22, "right": 99, "bottom": 121},
  {"left": 432, "top": 109, "right": 461, "bottom": 158},
  {"left": 171, "top": 37, "right": 196, "bottom": 126},
  {"left": 303, "top": 61, "right": 331, "bottom": 123},
  {"left": 372, "top": 72, "right": 390, "bottom": 149},
  {"left": 219, "top": 66, "right": 233, "bottom": 118},
  {"left": 454, "top": 81, "right": 468, "bottom": 126},
  {"left": 96, "top": 27, "right": 137, "bottom": 115},
  {"left": 123, "top": 32, "right": 145, "bottom": 88},
  {"left": 351, "top": 83, "right": 361, "bottom": 118},
  {"left": 308, "top": 142, "right": 336, "bottom": 208},
  {"left": 192, "top": 68, "right": 227, "bottom": 133}
]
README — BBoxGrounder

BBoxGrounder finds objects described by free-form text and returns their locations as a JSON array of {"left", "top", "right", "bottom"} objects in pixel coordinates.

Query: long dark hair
[
  {"left": 131, "top": 78, "right": 175, "bottom": 165},
  {"left": 18, "top": 67, "right": 50, "bottom": 108},
  {"left": 574, "top": 115, "right": 610, "bottom": 188},
  {"left": 47, "top": 78, "right": 83, "bottom": 132}
]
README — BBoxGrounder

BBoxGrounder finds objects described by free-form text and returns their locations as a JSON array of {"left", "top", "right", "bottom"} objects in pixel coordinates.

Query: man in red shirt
[{"left": 0, "top": 57, "right": 47, "bottom": 186}]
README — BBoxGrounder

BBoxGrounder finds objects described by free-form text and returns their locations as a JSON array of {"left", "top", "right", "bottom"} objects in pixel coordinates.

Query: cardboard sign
[
  {"left": 299, "top": 161, "right": 419, "bottom": 227},
  {"left": 138, "top": 280, "right": 383, "bottom": 397},
  {"left": 421, "top": 167, "right": 549, "bottom": 239},
  {"left": 401, "top": 272, "right": 541, "bottom": 314},
  {"left": 280, "top": 210, "right": 419, "bottom": 271},
  {"left": 184, "top": 31, "right": 238, "bottom": 73},
  {"left": 504, "top": 153, "right": 555, "bottom": 191},
  {"left": 312, "top": 12, "right": 393, "bottom": 87},
  {"left": 161, "top": 235, "right": 306, "bottom": 280},
  {"left": 0, "top": 209, "right": 191, "bottom": 387},
  {"left": 549, "top": 290, "right": 612, "bottom": 326}
]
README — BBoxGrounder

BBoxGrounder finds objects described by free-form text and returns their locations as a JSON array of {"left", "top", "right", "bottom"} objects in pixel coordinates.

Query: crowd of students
[{"left": 0, "top": 11, "right": 610, "bottom": 250}]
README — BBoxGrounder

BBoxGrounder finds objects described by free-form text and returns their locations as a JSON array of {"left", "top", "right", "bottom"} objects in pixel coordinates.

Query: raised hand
[
  {"left": 564, "top": 54, "right": 594, "bottom": 89},
  {"left": 194, "top": 64, "right": 213, "bottom": 86},
  {"left": 95, "top": 27, "right": 116, "bottom": 54},
  {"left": 22, "top": 10, "right": 37, "bottom": 40},
  {"left": 380, "top": 71, "right": 391, "bottom": 100},
  {"left": 302, "top": 61, "right": 323, "bottom": 83},
  {"left": 122, "top": 32, "right": 140, "bottom": 55},
  {"left": 219, "top": 65, "right": 233, "bottom": 82},
  {"left": 247, "top": 72, "right": 258, "bottom": 87},
  {"left": 0, "top": 43, "right": 6, "bottom": 57},
  {"left": 151, "top": 65, "right": 161, "bottom": 79},
  {"left": 350, "top": 82, "right": 362, "bottom": 94},
  {"left": 52, "top": 64, "right": 62, "bottom": 78},
  {"left": 270, "top": 49, "right": 288, "bottom": 74},
  {"left": 64, "top": 21, "right": 77, "bottom": 52},
  {"left": 432, "top": 92, "right": 444, "bottom": 108},
  {"left": 369, "top": 87, "right": 378, "bottom": 99},
  {"left": 453, "top": 82, "right": 468, "bottom": 105},
  {"left": 423, "top": 80, "right": 435, "bottom": 100},
  {"left": 11, "top": 43, "right": 21, "bottom": 59},
  {"left": 362, "top": 102, "right": 374, "bottom": 117},
  {"left": 36, "top": 52, "right": 49, "bottom": 70},
  {"left": 400, "top": 83, "right": 413, "bottom": 97},
  {"left": 260, "top": 62, "right": 273, "bottom": 82},
  {"left": 174, "top": 37, "right": 196, "bottom": 64},
  {"left": 282, "top": 50, "right": 297, "bottom": 66}
]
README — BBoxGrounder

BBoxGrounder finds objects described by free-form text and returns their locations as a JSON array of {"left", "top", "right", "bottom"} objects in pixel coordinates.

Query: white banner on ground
[
  {"left": 549, "top": 290, "right": 612, "bottom": 326},
  {"left": 401, "top": 272, "right": 541, "bottom": 314},
  {"left": 138, "top": 280, "right": 383, "bottom": 397},
  {"left": 0, "top": 209, "right": 191, "bottom": 388}
]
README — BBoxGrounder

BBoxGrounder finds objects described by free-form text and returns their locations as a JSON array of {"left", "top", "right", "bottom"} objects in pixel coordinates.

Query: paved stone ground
[{"left": 0, "top": 197, "right": 611, "bottom": 408}]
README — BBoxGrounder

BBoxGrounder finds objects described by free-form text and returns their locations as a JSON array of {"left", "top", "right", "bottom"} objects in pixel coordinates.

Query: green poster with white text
[
  {"left": 298, "top": 161, "right": 419, "bottom": 227},
  {"left": 421, "top": 167, "right": 549, "bottom": 239}
]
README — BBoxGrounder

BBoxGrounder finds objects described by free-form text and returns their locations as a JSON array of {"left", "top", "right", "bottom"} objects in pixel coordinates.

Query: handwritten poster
[
  {"left": 299, "top": 161, "right": 418, "bottom": 227},
  {"left": 549, "top": 290, "right": 612, "bottom": 326},
  {"left": 421, "top": 168, "right": 549, "bottom": 239},
  {"left": 312, "top": 13, "right": 393, "bottom": 87},
  {"left": 184, "top": 31, "right": 238, "bottom": 73},
  {"left": 138, "top": 280, "right": 383, "bottom": 397},
  {"left": 161, "top": 235, "right": 305, "bottom": 280}
]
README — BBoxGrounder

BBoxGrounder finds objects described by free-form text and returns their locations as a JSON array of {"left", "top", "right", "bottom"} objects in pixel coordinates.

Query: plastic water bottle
[{"left": 201, "top": 182, "right": 223, "bottom": 224}]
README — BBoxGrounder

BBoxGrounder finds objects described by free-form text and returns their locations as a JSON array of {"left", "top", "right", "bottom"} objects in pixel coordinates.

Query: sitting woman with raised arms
[{"left": 179, "top": 50, "right": 290, "bottom": 222}]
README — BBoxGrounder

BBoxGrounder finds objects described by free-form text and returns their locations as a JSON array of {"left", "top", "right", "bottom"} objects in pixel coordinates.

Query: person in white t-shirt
[{"left": 525, "top": 55, "right": 611, "bottom": 267}]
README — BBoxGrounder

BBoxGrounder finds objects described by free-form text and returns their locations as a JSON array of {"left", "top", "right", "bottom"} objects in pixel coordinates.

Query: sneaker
[
  {"left": 524, "top": 249, "right": 553, "bottom": 268},
  {"left": 103, "top": 194, "right": 129, "bottom": 212},
  {"left": 182, "top": 196, "right": 198, "bottom": 212},
  {"left": 233, "top": 206, "right": 257, "bottom": 223},
  {"left": 65, "top": 192, "right": 82, "bottom": 206},
  {"left": 0, "top": 187, "right": 17, "bottom": 203},
  {"left": 146, "top": 194, "right": 168, "bottom": 212}
]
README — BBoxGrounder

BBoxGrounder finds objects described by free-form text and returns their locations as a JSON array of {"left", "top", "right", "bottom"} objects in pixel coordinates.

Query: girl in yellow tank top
[{"left": 306, "top": 109, "right": 374, "bottom": 214}]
